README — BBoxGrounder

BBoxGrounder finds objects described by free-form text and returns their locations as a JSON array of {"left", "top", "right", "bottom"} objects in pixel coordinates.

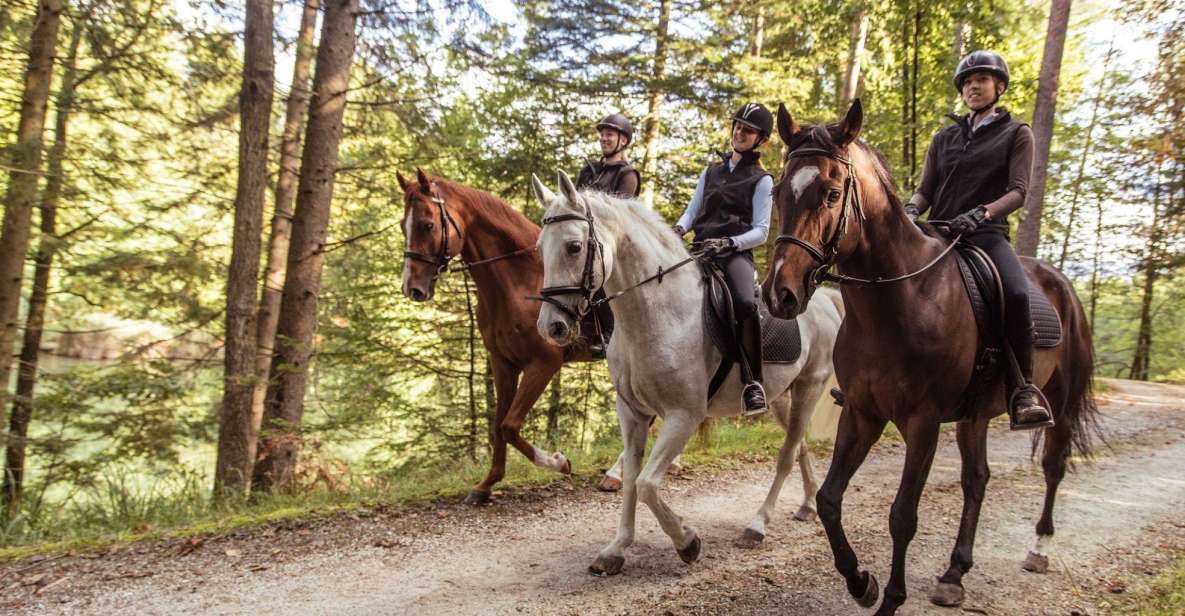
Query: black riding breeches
[
  {"left": 718, "top": 250, "right": 758, "bottom": 322},
  {"left": 964, "top": 231, "right": 1033, "bottom": 382}
]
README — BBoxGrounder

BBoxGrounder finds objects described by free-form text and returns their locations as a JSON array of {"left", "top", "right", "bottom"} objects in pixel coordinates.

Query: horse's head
[
  {"left": 763, "top": 99, "right": 865, "bottom": 318},
  {"left": 398, "top": 168, "right": 465, "bottom": 302},
  {"left": 532, "top": 170, "right": 614, "bottom": 347}
]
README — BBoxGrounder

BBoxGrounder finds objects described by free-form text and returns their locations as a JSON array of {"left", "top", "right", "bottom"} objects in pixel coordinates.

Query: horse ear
[
  {"left": 777, "top": 103, "right": 800, "bottom": 146},
  {"left": 557, "top": 169, "right": 580, "bottom": 205},
  {"left": 838, "top": 98, "right": 863, "bottom": 146},
  {"left": 415, "top": 167, "right": 432, "bottom": 191},
  {"left": 396, "top": 171, "right": 411, "bottom": 192},
  {"left": 531, "top": 173, "right": 555, "bottom": 207}
]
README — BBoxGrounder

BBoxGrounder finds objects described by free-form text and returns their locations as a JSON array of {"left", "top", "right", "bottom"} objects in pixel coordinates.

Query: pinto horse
[
  {"left": 398, "top": 169, "right": 603, "bottom": 505},
  {"left": 762, "top": 101, "right": 1100, "bottom": 615}
]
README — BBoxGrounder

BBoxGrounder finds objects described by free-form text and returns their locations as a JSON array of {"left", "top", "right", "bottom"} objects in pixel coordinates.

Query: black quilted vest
[
  {"left": 692, "top": 150, "right": 770, "bottom": 241},
  {"left": 576, "top": 159, "right": 640, "bottom": 196},
  {"left": 927, "top": 110, "right": 1027, "bottom": 234}
]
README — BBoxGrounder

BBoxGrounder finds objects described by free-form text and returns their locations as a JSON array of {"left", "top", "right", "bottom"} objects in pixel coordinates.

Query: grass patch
[
  {"left": 1, "top": 417, "right": 828, "bottom": 561},
  {"left": 1125, "top": 556, "right": 1185, "bottom": 615}
]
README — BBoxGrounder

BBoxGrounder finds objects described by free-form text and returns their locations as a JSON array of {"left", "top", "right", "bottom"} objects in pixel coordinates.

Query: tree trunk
[
  {"left": 252, "top": 0, "right": 359, "bottom": 492},
  {"left": 251, "top": 0, "right": 319, "bottom": 468},
  {"left": 546, "top": 370, "right": 561, "bottom": 449},
  {"left": 1057, "top": 44, "right": 1113, "bottom": 271},
  {"left": 2, "top": 15, "right": 76, "bottom": 515},
  {"left": 900, "top": 6, "right": 911, "bottom": 191},
  {"left": 1129, "top": 159, "right": 1162, "bottom": 381},
  {"left": 841, "top": 3, "right": 869, "bottom": 107},
  {"left": 0, "top": 0, "right": 63, "bottom": 415},
  {"left": 950, "top": 17, "right": 969, "bottom": 110},
  {"left": 484, "top": 359, "right": 495, "bottom": 453},
  {"left": 1015, "top": 0, "right": 1074, "bottom": 257},
  {"left": 214, "top": 0, "right": 276, "bottom": 496},
  {"left": 1088, "top": 185, "right": 1104, "bottom": 329},
  {"left": 749, "top": 5, "right": 764, "bottom": 58},
  {"left": 639, "top": 0, "right": 670, "bottom": 209}
]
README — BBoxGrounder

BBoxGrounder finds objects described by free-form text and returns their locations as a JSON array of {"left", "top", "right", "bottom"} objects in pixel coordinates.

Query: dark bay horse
[
  {"left": 762, "top": 101, "right": 1100, "bottom": 615},
  {"left": 398, "top": 168, "right": 599, "bottom": 505}
]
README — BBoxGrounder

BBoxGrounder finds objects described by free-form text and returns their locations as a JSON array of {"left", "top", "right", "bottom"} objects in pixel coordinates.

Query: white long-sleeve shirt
[{"left": 675, "top": 158, "right": 773, "bottom": 252}]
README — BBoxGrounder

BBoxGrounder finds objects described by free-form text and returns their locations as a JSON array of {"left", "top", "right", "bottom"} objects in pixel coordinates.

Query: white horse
[{"left": 532, "top": 171, "right": 842, "bottom": 575}]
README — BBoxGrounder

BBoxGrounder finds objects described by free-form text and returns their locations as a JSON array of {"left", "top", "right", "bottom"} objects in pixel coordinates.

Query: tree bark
[
  {"left": 0, "top": 0, "right": 63, "bottom": 418},
  {"left": 214, "top": 0, "right": 276, "bottom": 496},
  {"left": 900, "top": 6, "right": 911, "bottom": 191},
  {"left": 252, "top": 0, "right": 359, "bottom": 492},
  {"left": 841, "top": 3, "right": 869, "bottom": 107},
  {"left": 1088, "top": 185, "right": 1104, "bottom": 329},
  {"left": 546, "top": 370, "right": 561, "bottom": 449},
  {"left": 1129, "top": 158, "right": 1162, "bottom": 381},
  {"left": 748, "top": 5, "right": 764, "bottom": 58},
  {"left": 251, "top": 0, "right": 319, "bottom": 468},
  {"left": 2, "top": 14, "right": 76, "bottom": 515},
  {"left": 1015, "top": 0, "right": 1073, "bottom": 257},
  {"left": 1057, "top": 44, "right": 1113, "bottom": 271},
  {"left": 639, "top": 0, "right": 670, "bottom": 209}
]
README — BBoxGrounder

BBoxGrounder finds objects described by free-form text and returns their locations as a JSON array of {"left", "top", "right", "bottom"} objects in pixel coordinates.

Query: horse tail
[{"left": 1032, "top": 272, "right": 1105, "bottom": 461}]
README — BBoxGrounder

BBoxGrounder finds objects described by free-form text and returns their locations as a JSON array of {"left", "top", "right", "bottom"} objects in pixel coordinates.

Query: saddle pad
[
  {"left": 955, "top": 246, "right": 1061, "bottom": 349},
  {"left": 701, "top": 264, "right": 802, "bottom": 364}
]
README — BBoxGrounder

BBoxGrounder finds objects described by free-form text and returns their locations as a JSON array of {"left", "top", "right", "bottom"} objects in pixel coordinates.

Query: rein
[
  {"left": 774, "top": 147, "right": 960, "bottom": 292},
  {"left": 403, "top": 181, "right": 535, "bottom": 281}
]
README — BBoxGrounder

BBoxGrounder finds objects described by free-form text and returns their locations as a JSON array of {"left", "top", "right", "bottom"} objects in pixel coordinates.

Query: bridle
[
  {"left": 774, "top": 145, "right": 960, "bottom": 299},
  {"left": 402, "top": 182, "right": 533, "bottom": 283},
  {"left": 531, "top": 198, "right": 606, "bottom": 322}
]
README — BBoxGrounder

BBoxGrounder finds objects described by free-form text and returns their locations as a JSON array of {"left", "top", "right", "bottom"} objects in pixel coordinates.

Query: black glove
[
  {"left": 700, "top": 237, "right": 735, "bottom": 256},
  {"left": 672, "top": 224, "right": 686, "bottom": 236},
  {"left": 949, "top": 206, "right": 988, "bottom": 236},
  {"left": 904, "top": 203, "right": 921, "bottom": 222}
]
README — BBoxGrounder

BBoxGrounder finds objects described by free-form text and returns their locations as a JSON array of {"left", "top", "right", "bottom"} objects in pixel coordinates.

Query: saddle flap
[{"left": 954, "top": 245, "right": 1062, "bottom": 352}]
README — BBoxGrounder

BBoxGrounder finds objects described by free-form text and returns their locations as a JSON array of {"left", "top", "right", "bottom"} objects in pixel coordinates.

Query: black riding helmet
[
  {"left": 731, "top": 102, "right": 773, "bottom": 140},
  {"left": 596, "top": 113, "right": 634, "bottom": 145},
  {"left": 953, "top": 50, "right": 1010, "bottom": 92}
]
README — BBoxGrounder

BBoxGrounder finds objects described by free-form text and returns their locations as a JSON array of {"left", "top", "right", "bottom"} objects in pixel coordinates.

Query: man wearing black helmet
[
  {"left": 577, "top": 113, "right": 641, "bottom": 197},
  {"left": 907, "top": 50, "right": 1053, "bottom": 430},
  {"left": 673, "top": 102, "right": 775, "bottom": 415}
]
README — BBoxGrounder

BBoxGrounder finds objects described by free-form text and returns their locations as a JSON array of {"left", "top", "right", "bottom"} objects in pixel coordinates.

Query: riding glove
[
  {"left": 700, "top": 237, "right": 735, "bottom": 256},
  {"left": 949, "top": 206, "right": 989, "bottom": 236},
  {"left": 672, "top": 224, "right": 686, "bottom": 236},
  {"left": 904, "top": 203, "right": 921, "bottom": 222}
]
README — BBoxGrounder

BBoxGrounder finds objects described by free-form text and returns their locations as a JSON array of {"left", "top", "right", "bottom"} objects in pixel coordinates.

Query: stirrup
[
  {"left": 741, "top": 382, "right": 768, "bottom": 417},
  {"left": 1008, "top": 384, "right": 1054, "bottom": 431}
]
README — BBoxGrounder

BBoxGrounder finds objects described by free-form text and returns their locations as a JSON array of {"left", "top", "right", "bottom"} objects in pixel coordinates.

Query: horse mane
[
  {"left": 434, "top": 177, "right": 540, "bottom": 247},
  {"left": 792, "top": 124, "right": 906, "bottom": 214},
  {"left": 573, "top": 190, "right": 690, "bottom": 259}
]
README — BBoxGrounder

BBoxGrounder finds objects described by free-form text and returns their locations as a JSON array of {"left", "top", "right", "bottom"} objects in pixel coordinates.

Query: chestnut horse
[
  {"left": 398, "top": 169, "right": 612, "bottom": 505},
  {"left": 763, "top": 101, "right": 1100, "bottom": 615}
]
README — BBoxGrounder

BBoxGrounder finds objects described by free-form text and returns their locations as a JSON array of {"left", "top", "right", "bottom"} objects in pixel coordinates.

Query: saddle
[
  {"left": 953, "top": 242, "right": 1062, "bottom": 377},
  {"left": 702, "top": 261, "right": 802, "bottom": 401}
]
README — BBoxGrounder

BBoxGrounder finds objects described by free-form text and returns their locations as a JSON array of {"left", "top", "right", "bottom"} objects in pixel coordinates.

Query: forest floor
[{"left": 2, "top": 378, "right": 1184, "bottom": 615}]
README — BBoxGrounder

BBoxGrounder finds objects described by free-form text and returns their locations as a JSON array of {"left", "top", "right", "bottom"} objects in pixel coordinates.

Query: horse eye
[
  {"left": 827, "top": 189, "right": 841, "bottom": 203},
  {"left": 421, "top": 221, "right": 435, "bottom": 232},
  {"left": 566, "top": 241, "right": 583, "bottom": 255}
]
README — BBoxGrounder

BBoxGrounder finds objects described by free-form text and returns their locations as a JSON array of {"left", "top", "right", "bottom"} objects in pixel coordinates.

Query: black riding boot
[
  {"left": 738, "top": 315, "right": 767, "bottom": 416},
  {"left": 1007, "top": 335, "right": 1054, "bottom": 431}
]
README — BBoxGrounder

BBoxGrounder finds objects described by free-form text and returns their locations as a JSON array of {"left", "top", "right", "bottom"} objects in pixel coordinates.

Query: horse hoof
[
  {"left": 734, "top": 528, "right": 764, "bottom": 549},
  {"left": 793, "top": 505, "right": 817, "bottom": 522},
  {"left": 1022, "top": 550, "right": 1049, "bottom": 574},
  {"left": 463, "top": 489, "right": 491, "bottom": 506},
  {"left": 930, "top": 581, "right": 965, "bottom": 607},
  {"left": 588, "top": 554, "right": 625, "bottom": 576},
  {"left": 677, "top": 531, "right": 702, "bottom": 564},
  {"left": 597, "top": 476, "right": 622, "bottom": 492},
  {"left": 856, "top": 571, "right": 879, "bottom": 608}
]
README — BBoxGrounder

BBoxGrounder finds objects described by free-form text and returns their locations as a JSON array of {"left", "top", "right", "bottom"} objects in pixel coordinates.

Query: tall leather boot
[
  {"left": 1006, "top": 326, "right": 1054, "bottom": 431},
  {"left": 738, "top": 315, "right": 767, "bottom": 416}
]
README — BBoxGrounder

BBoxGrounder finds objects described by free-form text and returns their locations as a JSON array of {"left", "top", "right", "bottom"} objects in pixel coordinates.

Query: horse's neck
[
  {"left": 455, "top": 195, "right": 542, "bottom": 296},
  {"left": 600, "top": 211, "right": 702, "bottom": 336}
]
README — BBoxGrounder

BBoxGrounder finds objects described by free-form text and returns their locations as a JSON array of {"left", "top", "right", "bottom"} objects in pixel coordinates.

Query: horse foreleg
[
  {"left": 796, "top": 436, "right": 819, "bottom": 520},
  {"left": 589, "top": 398, "right": 649, "bottom": 576},
  {"left": 635, "top": 412, "right": 701, "bottom": 564},
  {"left": 738, "top": 393, "right": 801, "bottom": 548},
  {"left": 789, "top": 375, "right": 827, "bottom": 521},
  {"left": 818, "top": 404, "right": 886, "bottom": 609},
  {"left": 500, "top": 359, "right": 570, "bottom": 475},
  {"left": 878, "top": 419, "right": 940, "bottom": 616},
  {"left": 932, "top": 418, "right": 990, "bottom": 607},
  {"left": 600, "top": 418, "right": 684, "bottom": 492},
  {"left": 467, "top": 358, "right": 519, "bottom": 505}
]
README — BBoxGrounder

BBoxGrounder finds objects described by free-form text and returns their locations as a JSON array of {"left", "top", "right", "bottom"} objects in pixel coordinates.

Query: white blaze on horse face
[{"left": 791, "top": 166, "right": 820, "bottom": 200}]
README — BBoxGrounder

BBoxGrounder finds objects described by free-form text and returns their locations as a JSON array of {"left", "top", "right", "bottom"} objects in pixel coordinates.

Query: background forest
[{"left": 0, "top": 0, "right": 1183, "bottom": 547}]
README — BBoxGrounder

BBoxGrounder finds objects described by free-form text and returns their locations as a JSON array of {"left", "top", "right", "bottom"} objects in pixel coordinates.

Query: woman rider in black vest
[
  {"left": 576, "top": 113, "right": 642, "bottom": 357},
  {"left": 907, "top": 50, "right": 1054, "bottom": 430},
  {"left": 673, "top": 103, "right": 774, "bottom": 416}
]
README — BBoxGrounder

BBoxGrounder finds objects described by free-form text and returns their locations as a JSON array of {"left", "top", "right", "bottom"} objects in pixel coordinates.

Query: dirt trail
[{"left": 4, "top": 379, "right": 1185, "bottom": 615}]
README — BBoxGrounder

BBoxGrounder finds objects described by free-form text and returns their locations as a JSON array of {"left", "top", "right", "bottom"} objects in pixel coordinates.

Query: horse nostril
[
  {"left": 410, "top": 288, "right": 426, "bottom": 301},
  {"left": 778, "top": 287, "right": 798, "bottom": 314},
  {"left": 548, "top": 321, "right": 569, "bottom": 339}
]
